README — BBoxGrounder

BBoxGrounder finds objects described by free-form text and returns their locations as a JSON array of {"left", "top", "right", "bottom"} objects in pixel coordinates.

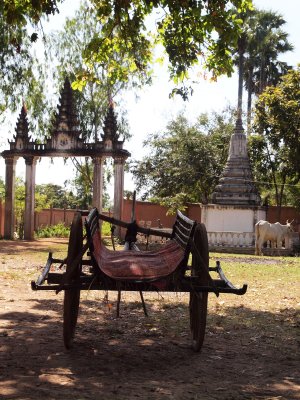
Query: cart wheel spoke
[
  {"left": 189, "top": 223, "right": 209, "bottom": 352},
  {"left": 63, "top": 212, "right": 83, "bottom": 349}
]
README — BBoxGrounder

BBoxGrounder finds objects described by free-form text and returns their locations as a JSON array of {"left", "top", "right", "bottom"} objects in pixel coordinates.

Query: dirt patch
[{"left": 0, "top": 239, "right": 299, "bottom": 400}]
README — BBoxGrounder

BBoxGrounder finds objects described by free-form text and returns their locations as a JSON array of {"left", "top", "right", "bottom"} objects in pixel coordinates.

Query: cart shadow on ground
[
  {"left": 0, "top": 239, "right": 68, "bottom": 255},
  {"left": 0, "top": 293, "right": 299, "bottom": 400}
]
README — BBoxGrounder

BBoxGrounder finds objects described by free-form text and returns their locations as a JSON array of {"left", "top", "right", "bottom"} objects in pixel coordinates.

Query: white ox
[{"left": 255, "top": 220, "right": 294, "bottom": 256}]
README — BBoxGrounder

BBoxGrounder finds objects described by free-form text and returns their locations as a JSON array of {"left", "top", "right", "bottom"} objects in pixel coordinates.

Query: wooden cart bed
[{"left": 86, "top": 208, "right": 194, "bottom": 283}]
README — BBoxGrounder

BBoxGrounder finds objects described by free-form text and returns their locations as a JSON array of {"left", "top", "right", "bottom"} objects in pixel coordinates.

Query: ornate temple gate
[{"left": 1, "top": 79, "right": 130, "bottom": 240}]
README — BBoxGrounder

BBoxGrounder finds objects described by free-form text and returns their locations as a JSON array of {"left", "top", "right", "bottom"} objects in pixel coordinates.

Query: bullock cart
[{"left": 32, "top": 208, "right": 247, "bottom": 352}]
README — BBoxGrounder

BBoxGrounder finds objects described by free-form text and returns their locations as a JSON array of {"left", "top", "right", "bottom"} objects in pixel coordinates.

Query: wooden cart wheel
[
  {"left": 189, "top": 223, "right": 209, "bottom": 352},
  {"left": 63, "top": 212, "right": 83, "bottom": 349}
]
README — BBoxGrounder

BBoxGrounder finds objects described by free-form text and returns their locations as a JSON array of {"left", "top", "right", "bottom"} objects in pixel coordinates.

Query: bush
[
  {"left": 101, "top": 221, "right": 113, "bottom": 237},
  {"left": 35, "top": 221, "right": 113, "bottom": 239},
  {"left": 35, "top": 223, "right": 70, "bottom": 238}
]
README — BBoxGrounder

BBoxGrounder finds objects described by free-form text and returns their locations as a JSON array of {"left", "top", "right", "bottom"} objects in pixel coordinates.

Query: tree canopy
[
  {"left": 1, "top": 0, "right": 253, "bottom": 99},
  {"left": 1, "top": 0, "right": 61, "bottom": 26},
  {"left": 236, "top": 8, "right": 293, "bottom": 132},
  {"left": 131, "top": 108, "right": 235, "bottom": 212},
  {"left": 84, "top": 0, "right": 253, "bottom": 97},
  {"left": 0, "top": 11, "right": 44, "bottom": 116},
  {"left": 242, "top": 9, "right": 293, "bottom": 94},
  {"left": 249, "top": 67, "right": 300, "bottom": 210},
  {"left": 47, "top": 2, "right": 131, "bottom": 141}
]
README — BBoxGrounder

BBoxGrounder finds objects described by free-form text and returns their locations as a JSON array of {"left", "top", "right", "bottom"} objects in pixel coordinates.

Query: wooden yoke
[{"left": 97, "top": 212, "right": 173, "bottom": 240}]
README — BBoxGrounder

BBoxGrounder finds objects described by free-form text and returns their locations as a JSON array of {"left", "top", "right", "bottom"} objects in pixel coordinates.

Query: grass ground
[{"left": 0, "top": 239, "right": 299, "bottom": 399}]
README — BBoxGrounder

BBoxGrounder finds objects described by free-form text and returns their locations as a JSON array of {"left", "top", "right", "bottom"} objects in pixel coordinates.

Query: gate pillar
[
  {"left": 92, "top": 157, "right": 104, "bottom": 212},
  {"left": 24, "top": 156, "right": 37, "bottom": 240},
  {"left": 113, "top": 157, "right": 125, "bottom": 234},
  {"left": 4, "top": 156, "right": 18, "bottom": 239}
]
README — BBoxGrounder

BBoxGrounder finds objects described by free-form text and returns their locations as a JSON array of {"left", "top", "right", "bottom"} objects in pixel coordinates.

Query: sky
[{"left": 0, "top": 0, "right": 299, "bottom": 196}]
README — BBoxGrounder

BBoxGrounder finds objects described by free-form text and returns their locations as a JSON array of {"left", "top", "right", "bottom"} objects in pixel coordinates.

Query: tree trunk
[
  {"left": 237, "top": 40, "right": 245, "bottom": 119},
  {"left": 259, "top": 56, "right": 266, "bottom": 94},
  {"left": 247, "top": 66, "right": 254, "bottom": 135},
  {"left": 277, "top": 175, "right": 287, "bottom": 221}
]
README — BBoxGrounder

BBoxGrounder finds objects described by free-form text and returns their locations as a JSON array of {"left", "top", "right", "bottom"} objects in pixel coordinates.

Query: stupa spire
[
  {"left": 15, "top": 102, "right": 30, "bottom": 140},
  {"left": 211, "top": 37, "right": 261, "bottom": 206},
  {"left": 52, "top": 77, "right": 80, "bottom": 135},
  {"left": 101, "top": 100, "right": 119, "bottom": 142},
  {"left": 211, "top": 118, "right": 261, "bottom": 205}
]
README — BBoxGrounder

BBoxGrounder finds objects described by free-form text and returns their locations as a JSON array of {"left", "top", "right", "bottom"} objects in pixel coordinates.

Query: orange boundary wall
[
  {"left": 0, "top": 200, "right": 299, "bottom": 236},
  {"left": 266, "top": 206, "right": 300, "bottom": 233},
  {"left": 122, "top": 199, "right": 202, "bottom": 229}
]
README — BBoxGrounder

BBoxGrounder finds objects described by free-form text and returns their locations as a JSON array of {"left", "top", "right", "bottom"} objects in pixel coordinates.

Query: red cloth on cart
[{"left": 91, "top": 231, "right": 185, "bottom": 281}]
